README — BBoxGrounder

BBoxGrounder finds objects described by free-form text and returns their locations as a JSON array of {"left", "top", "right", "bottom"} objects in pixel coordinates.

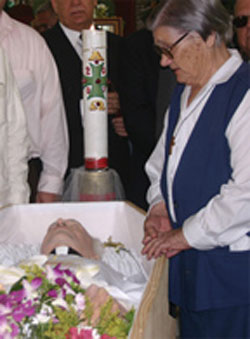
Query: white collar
[{"left": 60, "top": 22, "right": 81, "bottom": 48}]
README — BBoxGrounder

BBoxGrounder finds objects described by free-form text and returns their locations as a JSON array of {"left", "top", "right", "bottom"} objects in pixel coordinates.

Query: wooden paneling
[{"left": 114, "top": 0, "right": 136, "bottom": 36}]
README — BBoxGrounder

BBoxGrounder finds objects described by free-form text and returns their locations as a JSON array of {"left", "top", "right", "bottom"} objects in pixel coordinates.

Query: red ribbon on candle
[{"left": 85, "top": 157, "right": 108, "bottom": 170}]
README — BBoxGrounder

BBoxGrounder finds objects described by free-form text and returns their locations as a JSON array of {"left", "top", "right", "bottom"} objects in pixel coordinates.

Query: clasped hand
[{"left": 141, "top": 201, "right": 190, "bottom": 260}]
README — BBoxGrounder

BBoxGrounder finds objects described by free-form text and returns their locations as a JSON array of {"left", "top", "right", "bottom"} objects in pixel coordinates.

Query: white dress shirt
[
  {"left": 0, "top": 11, "right": 69, "bottom": 195},
  {"left": 60, "top": 23, "right": 82, "bottom": 58},
  {"left": 0, "top": 47, "right": 30, "bottom": 207},
  {"left": 146, "top": 49, "right": 250, "bottom": 252}
]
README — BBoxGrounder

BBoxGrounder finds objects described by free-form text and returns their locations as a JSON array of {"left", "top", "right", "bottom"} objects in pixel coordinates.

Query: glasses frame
[
  {"left": 154, "top": 32, "right": 189, "bottom": 59},
  {"left": 233, "top": 15, "right": 250, "bottom": 28}
]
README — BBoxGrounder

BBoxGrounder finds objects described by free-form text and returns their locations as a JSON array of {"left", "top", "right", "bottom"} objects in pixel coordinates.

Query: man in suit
[
  {"left": 120, "top": 29, "right": 176, "bottom": 210},
  {"left": 43, "top": 0, "right": 130, "bottom": 195}
]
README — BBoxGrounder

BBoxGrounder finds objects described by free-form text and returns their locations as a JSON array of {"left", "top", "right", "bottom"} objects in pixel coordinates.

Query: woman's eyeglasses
[
  {"left": 233, "top": 15, "right": 250, "bottom": 28},
  {"left": 154, "top": 32, "right": 189, "bottom": 59}
]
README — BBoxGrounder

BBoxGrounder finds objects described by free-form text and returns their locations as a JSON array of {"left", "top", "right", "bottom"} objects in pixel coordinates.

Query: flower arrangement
[
  {"left": 0, "top": 264, "right": 134, "bottom": 339},
  {"left": 94, "top": 0, "right": 115, "bottom": 18}
]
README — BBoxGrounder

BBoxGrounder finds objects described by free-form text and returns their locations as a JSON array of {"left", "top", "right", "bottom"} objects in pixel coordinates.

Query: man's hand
[
  {"left": 108, "top": 91, "right": 120, "bottom": 115},
  {"left": 111, "top": 116, "right": 128, "bottom": 137},
  {"left": 36, "top": 192, "right": 61, "bottom": 203}
]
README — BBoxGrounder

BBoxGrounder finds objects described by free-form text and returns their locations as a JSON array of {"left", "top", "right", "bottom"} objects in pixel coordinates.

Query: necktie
[{"left": 76, "top": 33, "right": 82, "bottom": 58}]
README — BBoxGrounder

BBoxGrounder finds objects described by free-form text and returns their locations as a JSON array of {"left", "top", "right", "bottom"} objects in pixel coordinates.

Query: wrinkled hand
[
  {"left": 108, "top": 91, "right": 120, "bottom": 115},
  {"left": 41, "top": 218, "right": 100, "bottom": 259},
  {"left": 111, "top": 116, "right": 128, "bottom": 137},
  {"left": 142, "top": 201, "right": 172, "bottom": 246},
  {"left": 36, "top": 192, "right": 60, "bottom": 203},
  {"left": 84, "top": 284, "right": 127, "bottom": 326},
  {"left": 142, "top": 228, "right": 190, "bottom": 260},
  {"left": 142, "top": 201, "right": 190, "bottom": 259}
]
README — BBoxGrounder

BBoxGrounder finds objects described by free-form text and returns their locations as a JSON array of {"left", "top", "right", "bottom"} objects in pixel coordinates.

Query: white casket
[{"left": 0, "top": 201, "right": 176, "bottom": 339}]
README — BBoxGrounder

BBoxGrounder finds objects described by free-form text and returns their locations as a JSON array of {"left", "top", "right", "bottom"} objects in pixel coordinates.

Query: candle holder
[{"left": 62, "top": 26, "right": 125, "bottom": 202}]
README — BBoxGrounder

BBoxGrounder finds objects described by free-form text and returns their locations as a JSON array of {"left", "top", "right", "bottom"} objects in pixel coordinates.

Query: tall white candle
[{"left": 82, "top": 27, "right": 108, "bottom": 170}]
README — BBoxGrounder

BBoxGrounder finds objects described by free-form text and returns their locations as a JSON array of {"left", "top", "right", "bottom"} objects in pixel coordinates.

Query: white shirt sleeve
[
  {"left": 145, "top": 111, "right": 168, "bottom": 208},
  {"left": 183, "top": 91, "right": 250, "bottom": 251},
  {"left": 1, "top": 50, "right": 30, "bottom": 205},
  {"left": 35, "top": 41, "right": 69, "bottom": 195}
]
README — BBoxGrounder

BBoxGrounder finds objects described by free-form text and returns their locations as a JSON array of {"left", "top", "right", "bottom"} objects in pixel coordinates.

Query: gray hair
[
  {"left": 149, "top": 0, "right": 233, "bottom": 45},
  {"left": 35, "top": 1, "right": 55, "bottom": 15}
]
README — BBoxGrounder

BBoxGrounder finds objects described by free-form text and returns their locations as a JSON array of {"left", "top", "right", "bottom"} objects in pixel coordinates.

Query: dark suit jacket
[
  {"left": 43, "top": 23, "right": 130, "bottom": 193},
  {"left": 119, "top": 29, "right": 176, "bottom": 210}
]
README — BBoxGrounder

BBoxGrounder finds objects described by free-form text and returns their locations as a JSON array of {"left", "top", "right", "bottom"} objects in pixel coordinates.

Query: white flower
[
  {"left": 51, "top": 298, "right": 69, "bottom": 310},
  {"left": 0, "top": 304, "right": 11, "bottom": 316},
  {"left": 45, "top": 265, "right": 57, "bottom": 283},
  {"left": 31, "top": 304, "right": 54, "bottom": 325},
  {"left": 0, "top": 266, "right": 24, "bottom": 291},
  {"left": 64, "top": 283, "right": 75, "bottom": 296},
  {"left": 0, "top": 322, "right": 11, "bottom": 336},
  {"left": 22, "top": 279, "right": 38, "bottom": 300},
  {"left": 74, "top": 293, "right": 85, "bottom": 312}
]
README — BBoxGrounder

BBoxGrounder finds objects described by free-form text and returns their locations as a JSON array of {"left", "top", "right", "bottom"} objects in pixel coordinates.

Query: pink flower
[
  {"left": 67, "top": 327, "right": 93, "bottom": 339},
  {"left": 66, "top": 327, "right": 79, "bottom": 339},
  {"left": 78, "top": 328, "right": 93, "bottom": 339}
]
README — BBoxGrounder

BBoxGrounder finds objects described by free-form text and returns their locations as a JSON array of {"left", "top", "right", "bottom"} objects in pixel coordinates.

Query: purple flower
[
  {"left": 64, "top": 269, "right": 80, "bottom": 284},
  {"left": 12, "top": 301, "right": 36, "bottom": 322},
  {"left": 23, "top": 301, "right": 36, "bottom": 317},
  {"left": 62, "top": 288, "right": 66, "bottom": 299},
  {"left": 0, "top": 315, "right": 7, "bottom": 325},
  {"left": 12, "top": 305, "right": 26, "bottom": 322},
  {"left": 0, "top": 295, "right": 7, "bottom": 305},
  {"left": 10, "top": 322, "right": 19, "bottom": 336},
  {"left": 31, "top": 277, "right": 42, "bottom": 290},
  {"left": 53, "top": 264, "right": 64, "bottom": 277},
  {"left": 0, "top": 317, "right": 19, "bottom": 339},
  {"left": 9, "top": 289, "right": 25, "bottom": 303},
  {"left": 48, "top": 289, "right": 58, "bottom": 298},
  {"left": 55, "top": 277, "right": 68, "bottom": 287}
]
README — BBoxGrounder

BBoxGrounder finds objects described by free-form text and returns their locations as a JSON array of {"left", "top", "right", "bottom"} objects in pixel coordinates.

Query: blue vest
[{"left": 161, "top": 62, "right": 250, "bottom": 311}]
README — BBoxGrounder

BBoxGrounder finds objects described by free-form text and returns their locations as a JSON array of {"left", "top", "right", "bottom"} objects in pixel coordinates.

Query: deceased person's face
[{"left": 41, "top": 218, "right": 99, "bottom": 259}]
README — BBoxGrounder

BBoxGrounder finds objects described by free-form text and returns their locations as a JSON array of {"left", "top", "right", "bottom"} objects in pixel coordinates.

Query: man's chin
[{"left": 69, "top": 18, "right": 92, "bottom": 31}]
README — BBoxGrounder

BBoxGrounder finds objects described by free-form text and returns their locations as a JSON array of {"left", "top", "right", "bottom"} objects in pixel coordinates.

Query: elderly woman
[{"left": 142, "top": 0, "right": 250, "bottom": 337}]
